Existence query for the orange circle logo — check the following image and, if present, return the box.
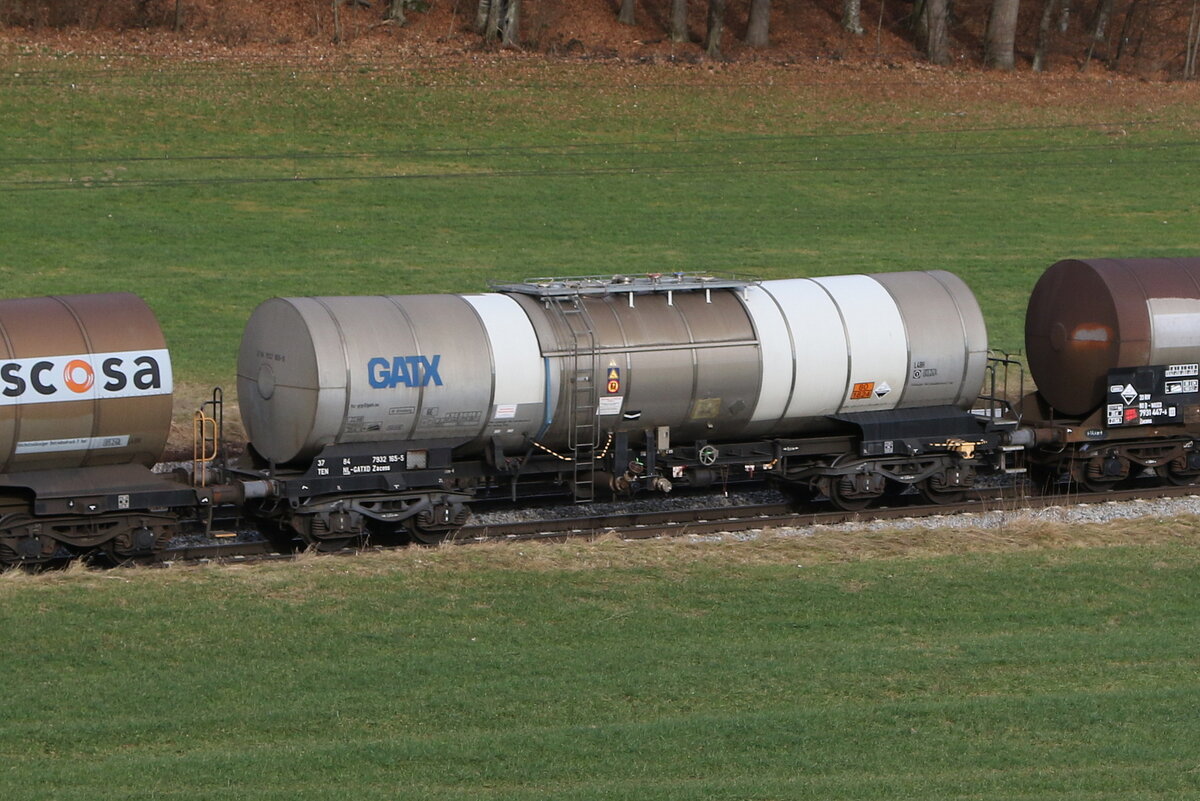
[63,359,95,393]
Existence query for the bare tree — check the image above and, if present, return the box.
[1033,0,1059,71]
[1186,0,1200,78]
[746,0,770,46]
[619,0,636,25]
[1112,0,1142,67]
[671,0,689,43]
[1083,0,1114,68]
[984,0,1021,69]
[916,0,950,64]
[476,0,520,46]
[500,0,520,46]
[705,0,725,57]
[842,0,865,35]
[386,0,407,25]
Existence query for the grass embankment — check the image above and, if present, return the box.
[1,524,1199,800]
[2,55,1200,799]
[2,57,1200,393]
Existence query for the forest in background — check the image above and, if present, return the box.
[2,0,1200,78]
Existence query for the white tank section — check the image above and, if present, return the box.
[237,271,988,466]
[460,293,546,433]
[741,271,988,432]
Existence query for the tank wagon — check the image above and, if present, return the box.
[1023,257,1200,489]
[233,270,1012,546]
[0,293,212,562]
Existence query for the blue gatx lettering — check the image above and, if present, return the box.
[368,355,443,388]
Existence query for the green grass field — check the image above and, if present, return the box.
[1,526,1199,800]
[2,57,1200,383]
[3,52,1200,799]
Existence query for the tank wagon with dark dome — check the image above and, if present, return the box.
[2,256,1200,562]
[1022,257,1200,489]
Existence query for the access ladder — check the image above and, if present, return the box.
[556,297,599,502]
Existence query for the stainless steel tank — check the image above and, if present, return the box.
[237,294,545,465]
[0,293,173,472]
[238,271,988,466]
[507,286,763,447]
[1026,257,1200,416]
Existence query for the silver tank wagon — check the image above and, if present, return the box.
[237,271,987,466]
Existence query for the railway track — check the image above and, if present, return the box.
[158,480,1200,567]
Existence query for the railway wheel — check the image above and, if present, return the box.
[288,510,365,552]
[1165,469,1200,487]
[1165,452,1200,486]
[827,476,874,512]
[105,523,174,564]
[405,502,469,545]
[406,520,448,545]
[918,479,965,506]
[1078,475,1121,493]
[1077,455,1129,493]
[918,467,972,506]
[0,515,62,566]
[314,537,355,553]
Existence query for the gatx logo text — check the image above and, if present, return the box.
[367,355,443,389]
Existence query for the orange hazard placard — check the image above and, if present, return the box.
[606,366,621,394]
[850,382,875,400]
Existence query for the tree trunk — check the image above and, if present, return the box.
[671,0,689,43]
[746,0,770,46]
[174,0,183,31]
[705,0,725,57]
[1032,0,1058,71]
[1083,0,1113,68]
[842,0,864,35]
[984,0,1021,69]
[1089,0,1113,40]
[386,0,406,25]
[921,0,950,64]
[619,0,636,25]
[1185,0,1200,78]
[1058,0,1072,32]
[486,0,501,41]
[475,0,489,33]
[501,0,520,47]
[332,0,344,44]
[1112,0,1140,67]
